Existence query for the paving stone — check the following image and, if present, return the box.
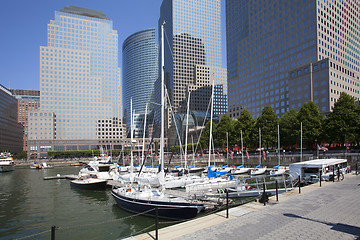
[169,175,360,240]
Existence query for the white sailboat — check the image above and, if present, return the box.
[270,124,289,175]
[250,128,267,175]
[111,22,204,219]
[231,130,252,175]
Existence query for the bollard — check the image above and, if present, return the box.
[332,167,335,182]
[337,166,340,181]
[155,207,159,240]
[275,180,279,202]
[356,162,358,175]
[226,188,229,218]
[319,169,322,187]
[51,225,56,240]
[298,176,301,194]
[263,182,266,206]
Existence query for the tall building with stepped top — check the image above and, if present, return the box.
[28,6,125,157]
[226,0,360,118]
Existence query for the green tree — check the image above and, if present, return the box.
[256,105,279,149]
[198,120,216,150]
[234,109,256,149]
[214,114,233,150]
[356,104,360,145]
[323,92,359,146]
[297,101,324,148]
[14,151,27,160]
[279,109,299,148]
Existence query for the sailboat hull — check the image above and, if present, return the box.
[111,190,202,220]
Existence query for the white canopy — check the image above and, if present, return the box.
[289,158,347,178]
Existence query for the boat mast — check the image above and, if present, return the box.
[142,104,148,165]
[158,21,166,186]
[208,78,214,167]
[130,98,134,184]
[191,135,195,165]
[184,91,190,170]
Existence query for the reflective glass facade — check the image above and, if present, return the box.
[39,6,121,140]
[226,0,360,118]
[122,28,158,118]
[0,85,23,153]
[159,0,223,114]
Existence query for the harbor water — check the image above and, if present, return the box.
[0,167,159,240]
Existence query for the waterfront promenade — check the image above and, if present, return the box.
[131,174,360,240]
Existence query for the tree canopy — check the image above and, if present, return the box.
[196,94,360,152]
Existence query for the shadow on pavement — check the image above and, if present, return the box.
[284,213,360,239]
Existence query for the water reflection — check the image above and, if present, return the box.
[0,167,176,240]
[71,187,109,202]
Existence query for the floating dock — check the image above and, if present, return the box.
[43,175,77,180]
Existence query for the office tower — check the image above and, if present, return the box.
[122,29,158,138]
[0,85,23,153]
[10,89,40,151]
[35,5,122,140]
[226,0,360,118]
[122,28,158,118]
[28,6,125,157]
[158,0,226,116]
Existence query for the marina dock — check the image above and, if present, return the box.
[129,174,360,240]
[43,174,77,180]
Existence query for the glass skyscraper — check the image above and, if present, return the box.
[122,28,158,118]
[226,0,360,118]
[36,6,122,140]
[159,0,224,115]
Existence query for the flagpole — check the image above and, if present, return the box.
[226,132,229,166]
[259,128,261,165]
[241,130,244,166]
[301,122,303,162]
[278,124,280,166]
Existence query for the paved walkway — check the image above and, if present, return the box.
[131,174,360,240]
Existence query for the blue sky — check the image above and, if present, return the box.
[0,0,226,90]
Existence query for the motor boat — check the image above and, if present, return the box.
[30,161,42,169]
[70,174,107,190]
[41,162,54,169]
[0,153,15,172]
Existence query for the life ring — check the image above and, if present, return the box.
[246,185,252,190]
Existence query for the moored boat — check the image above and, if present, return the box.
[70,174,107,190]
[0,153,15,172]
[111,186,204,220]
[112,23,204,220]
[30,162,42,169]
[70,162,84,167]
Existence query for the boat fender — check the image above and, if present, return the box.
[217,188,225,194]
